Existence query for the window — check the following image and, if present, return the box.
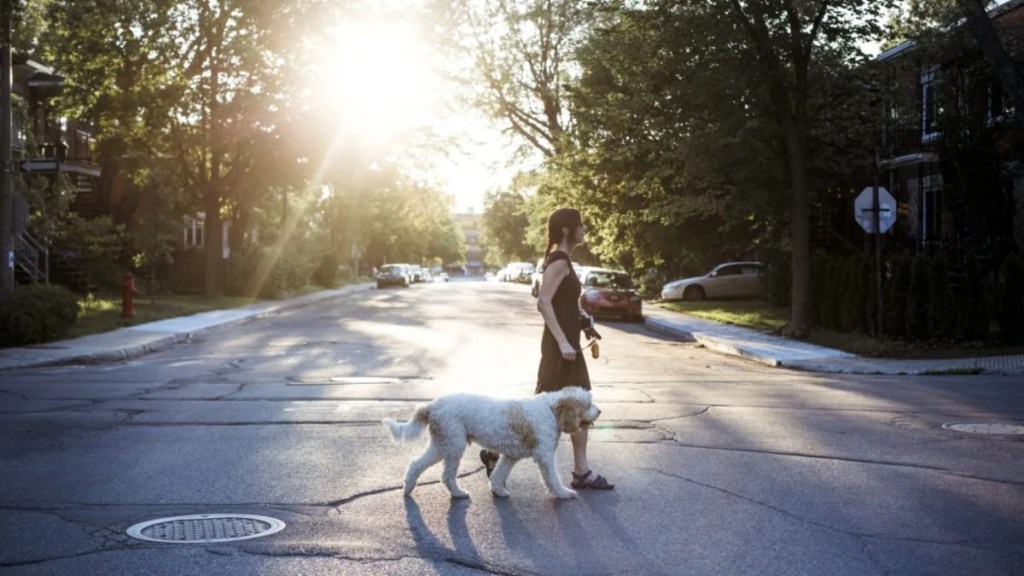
[921,66,941,141]
[183,214,204,248]
[988,81,1014,124]
[717,265,742,276]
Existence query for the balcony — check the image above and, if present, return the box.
[19,122,100,177]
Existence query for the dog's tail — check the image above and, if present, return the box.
[382,405,430,443]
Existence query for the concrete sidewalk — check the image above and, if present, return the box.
[0,284,376,372]
[1,284,1022,375]
[642,306,1024,376]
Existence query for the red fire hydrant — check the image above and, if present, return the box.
[121,273,138,319]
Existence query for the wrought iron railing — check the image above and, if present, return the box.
[36,122,96,163]
[13,231,49,285]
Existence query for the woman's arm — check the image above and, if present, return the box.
[537,259,577,361]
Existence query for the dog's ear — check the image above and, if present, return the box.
[555,398,584,434]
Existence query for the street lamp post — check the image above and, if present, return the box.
[0,5,13,290]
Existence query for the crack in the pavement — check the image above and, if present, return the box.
[240,548,525,575]
[665,439,954,472]
[650,468,1021,555]
[0,547,139,569]
[0,388,30,400]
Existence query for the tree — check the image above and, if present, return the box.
[432,0,592,159]
[43,0,327,296]
[552,0,887,300]
[722,0,895,337]
[481,190,533,265]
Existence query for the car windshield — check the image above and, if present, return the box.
[381,265,402,273]
[588,271,633,289]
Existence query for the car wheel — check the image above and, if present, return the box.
[683,286,705,301]
[531,282,539,297]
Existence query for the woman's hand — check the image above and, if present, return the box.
[558,340,577,362]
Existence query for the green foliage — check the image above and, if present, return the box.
[313,250,342,288]
[927,253,954,339]
[997,254,1024,343]
[886,254,912,339]
[815,257,839,329]
[481,191,534,265]
[54,215,125,289]
[956,255,989,341]
[0,285,80,347]
[906,255,931,340]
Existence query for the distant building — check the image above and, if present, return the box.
[454,212,485,275]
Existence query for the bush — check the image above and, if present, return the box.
[906,255,930,341]
[313,250,341,288]
[998,254,1024,343]
[886,254,912,339]
[927,253,954,339]
[956,255,989,341]
[0,284,80,347]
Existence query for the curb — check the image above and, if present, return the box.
[0,283,375,371]
[644,318,780,367]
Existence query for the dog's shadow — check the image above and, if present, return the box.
[404,496,483,569]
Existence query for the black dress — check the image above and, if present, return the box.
[536,251,591,394]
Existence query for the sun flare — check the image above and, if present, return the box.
[313,19,441,143]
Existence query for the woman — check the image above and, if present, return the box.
[481,207,614,490]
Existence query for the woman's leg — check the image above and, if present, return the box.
[571,427,589,475]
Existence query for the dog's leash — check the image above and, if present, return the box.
[578,338,600,359]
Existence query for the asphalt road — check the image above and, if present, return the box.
[1,278,1022,575]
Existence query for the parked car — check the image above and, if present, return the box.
[530,258,545,296]
[660,262,764,301]
[579,268,643,321]
[376,264,411,288]
[436,272,449,282]
[498,262,534,283]
[532,259,587,296]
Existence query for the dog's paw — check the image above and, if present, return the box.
[489,483,511,498]
[554,487,578,499]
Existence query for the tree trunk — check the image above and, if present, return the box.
[786,149,813,338]
[203,188,221,297]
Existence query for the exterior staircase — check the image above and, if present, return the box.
[13,231,48,285]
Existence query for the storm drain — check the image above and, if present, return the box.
[126,514,285,544]
[941,422,1024,435]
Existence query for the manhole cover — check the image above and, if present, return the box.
[941,422,1024,435]
[126,514,285,543]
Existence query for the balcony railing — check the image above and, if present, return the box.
[36,123,96,164]
[13,120,97,164]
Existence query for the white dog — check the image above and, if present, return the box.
[382,386,600,499]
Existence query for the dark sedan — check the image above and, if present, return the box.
[376,264,411,288]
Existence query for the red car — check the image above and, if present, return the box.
[578,268,643,322]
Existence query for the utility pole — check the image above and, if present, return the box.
[0,2,13,290]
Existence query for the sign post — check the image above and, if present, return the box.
[855,182,897,336]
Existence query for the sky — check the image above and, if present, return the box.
[312,15,525,215]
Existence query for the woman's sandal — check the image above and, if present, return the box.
[479,449,499,478]
[571,470,615,490]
